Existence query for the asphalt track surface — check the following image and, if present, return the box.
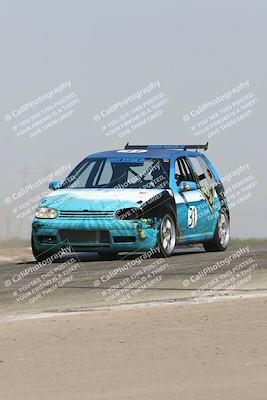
[0,240,266,318]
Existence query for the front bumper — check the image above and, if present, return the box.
[32,216,159,253]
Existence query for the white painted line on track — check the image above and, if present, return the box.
[1,291,267,323]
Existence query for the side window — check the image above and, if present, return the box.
[198,157,217,187]
[188,157,217,189]
[175,157,194,184]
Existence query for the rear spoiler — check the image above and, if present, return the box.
[125,142,209,151]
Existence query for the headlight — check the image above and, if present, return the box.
[35,207,58,219]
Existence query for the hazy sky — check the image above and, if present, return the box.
[0,0,266,239]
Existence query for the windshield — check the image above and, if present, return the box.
[63,158,170,189]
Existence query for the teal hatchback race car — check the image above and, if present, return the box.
[31,143,230,261]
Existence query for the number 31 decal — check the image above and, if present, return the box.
[188,206,198,228]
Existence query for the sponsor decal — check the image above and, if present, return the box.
[117,149,147,153]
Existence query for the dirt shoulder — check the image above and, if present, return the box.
[0,296,267,400]
[0,247,32,265]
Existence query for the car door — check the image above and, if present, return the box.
[186,155,220,239]
[173,156,214,242]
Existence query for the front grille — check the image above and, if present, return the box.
[59,229,110,244]
[58,210,115,219]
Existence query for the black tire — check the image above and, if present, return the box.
[157,213,176,257]
[203,209,230,252]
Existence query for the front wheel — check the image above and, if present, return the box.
[158,213,176,257]
[203,209,230,252]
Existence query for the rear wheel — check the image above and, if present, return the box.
[203,209,230,252]
[158,213,176,257]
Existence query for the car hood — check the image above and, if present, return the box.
[38,188,166,212]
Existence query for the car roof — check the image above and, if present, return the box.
[87,148,205,160]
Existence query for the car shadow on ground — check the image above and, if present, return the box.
[22,246,205,265]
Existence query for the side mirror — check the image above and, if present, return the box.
[179,180,198,192]
[49,181,62,190]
